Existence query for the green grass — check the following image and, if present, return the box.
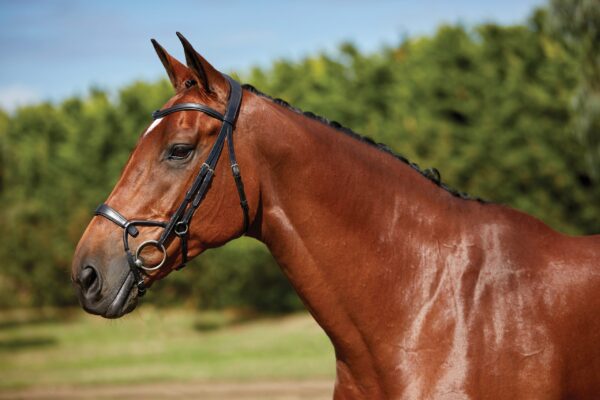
[0,307,335,389]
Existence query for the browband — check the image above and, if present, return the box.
[152,103,224,121]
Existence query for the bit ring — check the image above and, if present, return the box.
[135,240,167,271]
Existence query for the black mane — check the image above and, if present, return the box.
[242,84,483,202]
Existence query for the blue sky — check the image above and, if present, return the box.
[0,0,545,111]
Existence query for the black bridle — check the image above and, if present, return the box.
[94,75,249,297]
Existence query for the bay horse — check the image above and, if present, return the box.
[72,33,600,398]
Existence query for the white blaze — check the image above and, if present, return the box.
[143,117,163,137]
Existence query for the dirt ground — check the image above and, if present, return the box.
[0,380,334,400]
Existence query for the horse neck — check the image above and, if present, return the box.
[244,93,470,376]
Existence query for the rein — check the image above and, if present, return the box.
[94,75,249,297]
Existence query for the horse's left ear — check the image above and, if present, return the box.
[151,39,194,92]
[176,32,228,97]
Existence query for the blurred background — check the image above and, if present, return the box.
[0,0,598,398]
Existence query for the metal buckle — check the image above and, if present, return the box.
[174,221,189,236]
[134,240,167,271]
[202,162,214,174]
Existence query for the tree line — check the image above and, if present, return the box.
[0,5,597,311]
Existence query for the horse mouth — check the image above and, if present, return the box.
[79,270,139,319]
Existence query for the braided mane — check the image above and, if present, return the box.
[242,84,484,202]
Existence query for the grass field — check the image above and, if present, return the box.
[0,306,335,397]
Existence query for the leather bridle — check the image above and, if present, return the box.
[94,75,249,297]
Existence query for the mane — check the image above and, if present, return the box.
[242,84,484,202]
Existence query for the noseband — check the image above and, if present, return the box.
[94,75,249,297]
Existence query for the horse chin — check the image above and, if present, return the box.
[102,272,140,319]
[103,290,138,319]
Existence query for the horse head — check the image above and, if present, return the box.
[72,34,258,318]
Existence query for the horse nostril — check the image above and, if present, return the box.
[79,265,102,300]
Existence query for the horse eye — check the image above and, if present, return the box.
[168,145,194,160]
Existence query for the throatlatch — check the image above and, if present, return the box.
[94,75,249,296]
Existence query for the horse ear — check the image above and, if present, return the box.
[176,32,227,96]
[151,39,193,92]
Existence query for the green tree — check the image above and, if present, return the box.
[549,0,600,179]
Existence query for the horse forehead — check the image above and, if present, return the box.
[143,117,164,137]
[143,94,221,138]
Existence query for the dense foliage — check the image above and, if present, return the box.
[549,0,600,179]
[0,7,598,310]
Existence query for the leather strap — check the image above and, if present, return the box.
[95,204,139,237]
[156,76,244,247]
[227,130,249,232]
[95,203,167,296]
[152,103,224,121]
